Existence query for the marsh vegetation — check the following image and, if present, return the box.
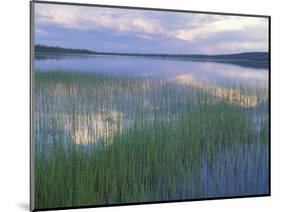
[33,56,269,209]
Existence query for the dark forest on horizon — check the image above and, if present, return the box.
[35,44,269,69]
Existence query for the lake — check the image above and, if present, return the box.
[34,53,269,208]
[35,53,268,86]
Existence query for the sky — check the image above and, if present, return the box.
[34,3,269,54]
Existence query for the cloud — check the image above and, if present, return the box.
[34,3,269,54]
[35,4,164,38]
[172,16,268,41]
[35,28,49,36]
[217,41,267,51]
[35,28,57,37]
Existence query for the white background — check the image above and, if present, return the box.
[0,0,280,211]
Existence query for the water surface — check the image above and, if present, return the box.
[35,54,268,86]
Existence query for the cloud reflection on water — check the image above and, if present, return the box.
[173,74,264,108]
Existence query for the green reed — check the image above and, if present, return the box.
[33,71,269,209]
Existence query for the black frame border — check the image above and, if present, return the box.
[30,1,271,211]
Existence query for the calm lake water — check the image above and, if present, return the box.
[34,53,269,205]
[35,54,268,86]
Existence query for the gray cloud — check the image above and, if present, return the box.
[34,3,269,54]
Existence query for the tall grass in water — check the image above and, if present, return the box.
[34,71,269,209]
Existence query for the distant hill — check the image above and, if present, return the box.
[35,45,96,55]
[190,52,269,63]
[35,45,269,69]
